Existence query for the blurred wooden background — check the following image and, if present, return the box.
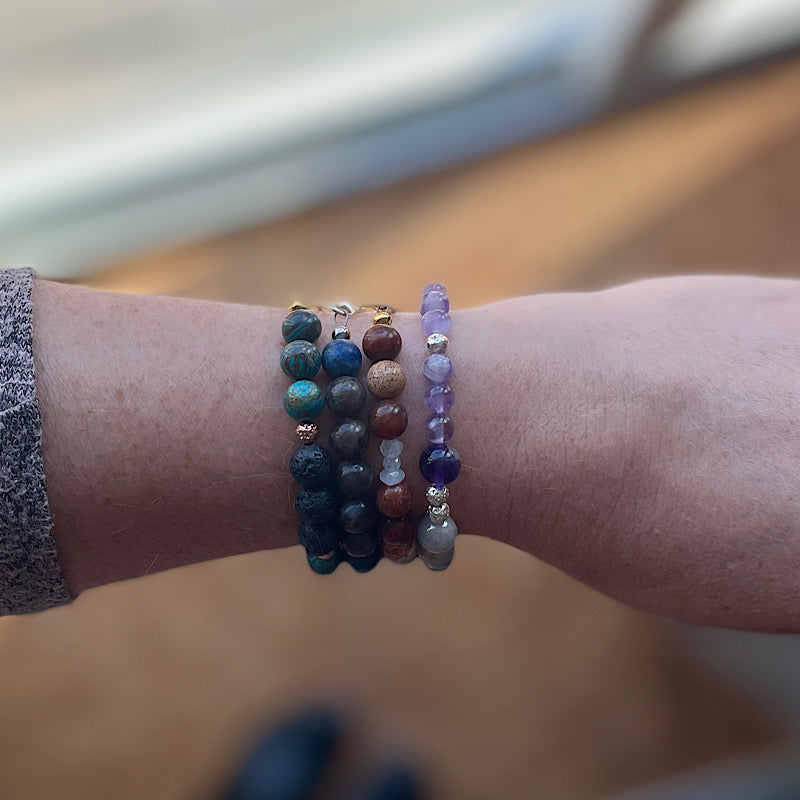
[1,55,799,800]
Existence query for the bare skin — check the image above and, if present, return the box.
[32,275,800,631]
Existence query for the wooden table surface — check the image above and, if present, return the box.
[3,56,799,800]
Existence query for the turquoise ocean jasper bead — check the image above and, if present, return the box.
[284,380,325,420]
[280,340,321,380]
[282,309,322,343]
[321,339,363,378]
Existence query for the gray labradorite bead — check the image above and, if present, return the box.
[336,461,374,498]
[294,488,337,522]
[339,498,377,536]
[326,376,367,417]
[280,340,321,380]
[289,445,334,489]
[282,309,322,343]
[329,418,369,459]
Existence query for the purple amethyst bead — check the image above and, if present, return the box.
[419,444,461,485]
[425,414,454,444]
[420,289,450,315]
[422,353,452,383]
[424,383,454,414]
[423,282,446,294]
[421,309,452,337]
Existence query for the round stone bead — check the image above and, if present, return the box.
[289,444,335,489]
[297,519,339,556]
[284,380,325,421]
[321,339,362,378]
[282,309,322,343]
[345,547,382,572]
[376,481,413,518]
[294,488,337,522]
[279,340,321,380]
[340,498,377,535]
[417,516,458,570]
[362,325,402,362]
[380,438,403,458]
[368,401,408,439]
[366,360,406,399]
[422,353,452,383]
[329,418,369,459]
[424,383,454,414]
[326,376,367,416]
[421,309,452,337]
[380,515,417,563]
[336,460,374,498]
[420,289,450,315]
[425,414,454,444]
[423,282,446,294]
[307,550,341,574]
[419,443,461,485]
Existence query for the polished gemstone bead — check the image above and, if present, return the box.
[423,282,446,294]
[284,380,325,421]
[326,376,367,416]
[425,414,454,444]
[282,309,322,343]
[279,340,321,380]
[368,401,408,439]
[424,383,454,414]
[321,339,363,378]
[329,418,369,459]
[340,530,378,559]
[307,550,341,574]
[379,468,405,486]
[362,325,402,362]
[420,289,450,315]
[366,360,406,399]
[340,498,378,535]
[336,460,374,498]
[345,547,382,572]
[421,309,452,336]
[376,481,413,517]
[289,444,335,489]
[419,443,461,484]
[379,438,403,458]
[294,488,337,522]
[426,485,449,506]
[422,353,452,383]
[380,515,417,563]
[417,516,458,570]
[297,519,339,556]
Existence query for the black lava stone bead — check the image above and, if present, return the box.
[329,418,369,459]
[297,520,340,556]
[336,461,374,498]
[289,445,335,489]
[326,376,367,417]
[294,488,337,522]
[340,498,377,535]
[282,309,322,343]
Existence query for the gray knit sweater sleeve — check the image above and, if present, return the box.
[0,268,71,613]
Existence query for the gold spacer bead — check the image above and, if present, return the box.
[373,309,392,326]
[290,302,307,311]
[295,422,318,443]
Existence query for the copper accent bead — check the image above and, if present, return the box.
[376,480,413,518]
[366,360,406,399]
[368,401,408,439]
[362,325,402,362]
[295,423,318,443]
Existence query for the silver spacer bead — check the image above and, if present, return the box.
[332,326,351,340]
[426,333,449,354]
[428,503,450,525]
[426,485,449,506]
[295,422,319,443]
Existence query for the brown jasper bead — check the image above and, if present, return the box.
[376,481,413,517]
[362,325,402,362]
[366,360,406,399]
[368,401,408,439]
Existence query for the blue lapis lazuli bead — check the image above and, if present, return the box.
[321,339,363,378]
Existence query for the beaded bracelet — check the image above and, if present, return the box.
[280,307,341,574]
[362,307,416,563]
[321,306,382,573]
[417,284,461,570]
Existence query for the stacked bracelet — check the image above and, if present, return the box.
[362,308,416,563]
[322,307,382,572]
[417,284,461,570]
[280,308,341,574]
